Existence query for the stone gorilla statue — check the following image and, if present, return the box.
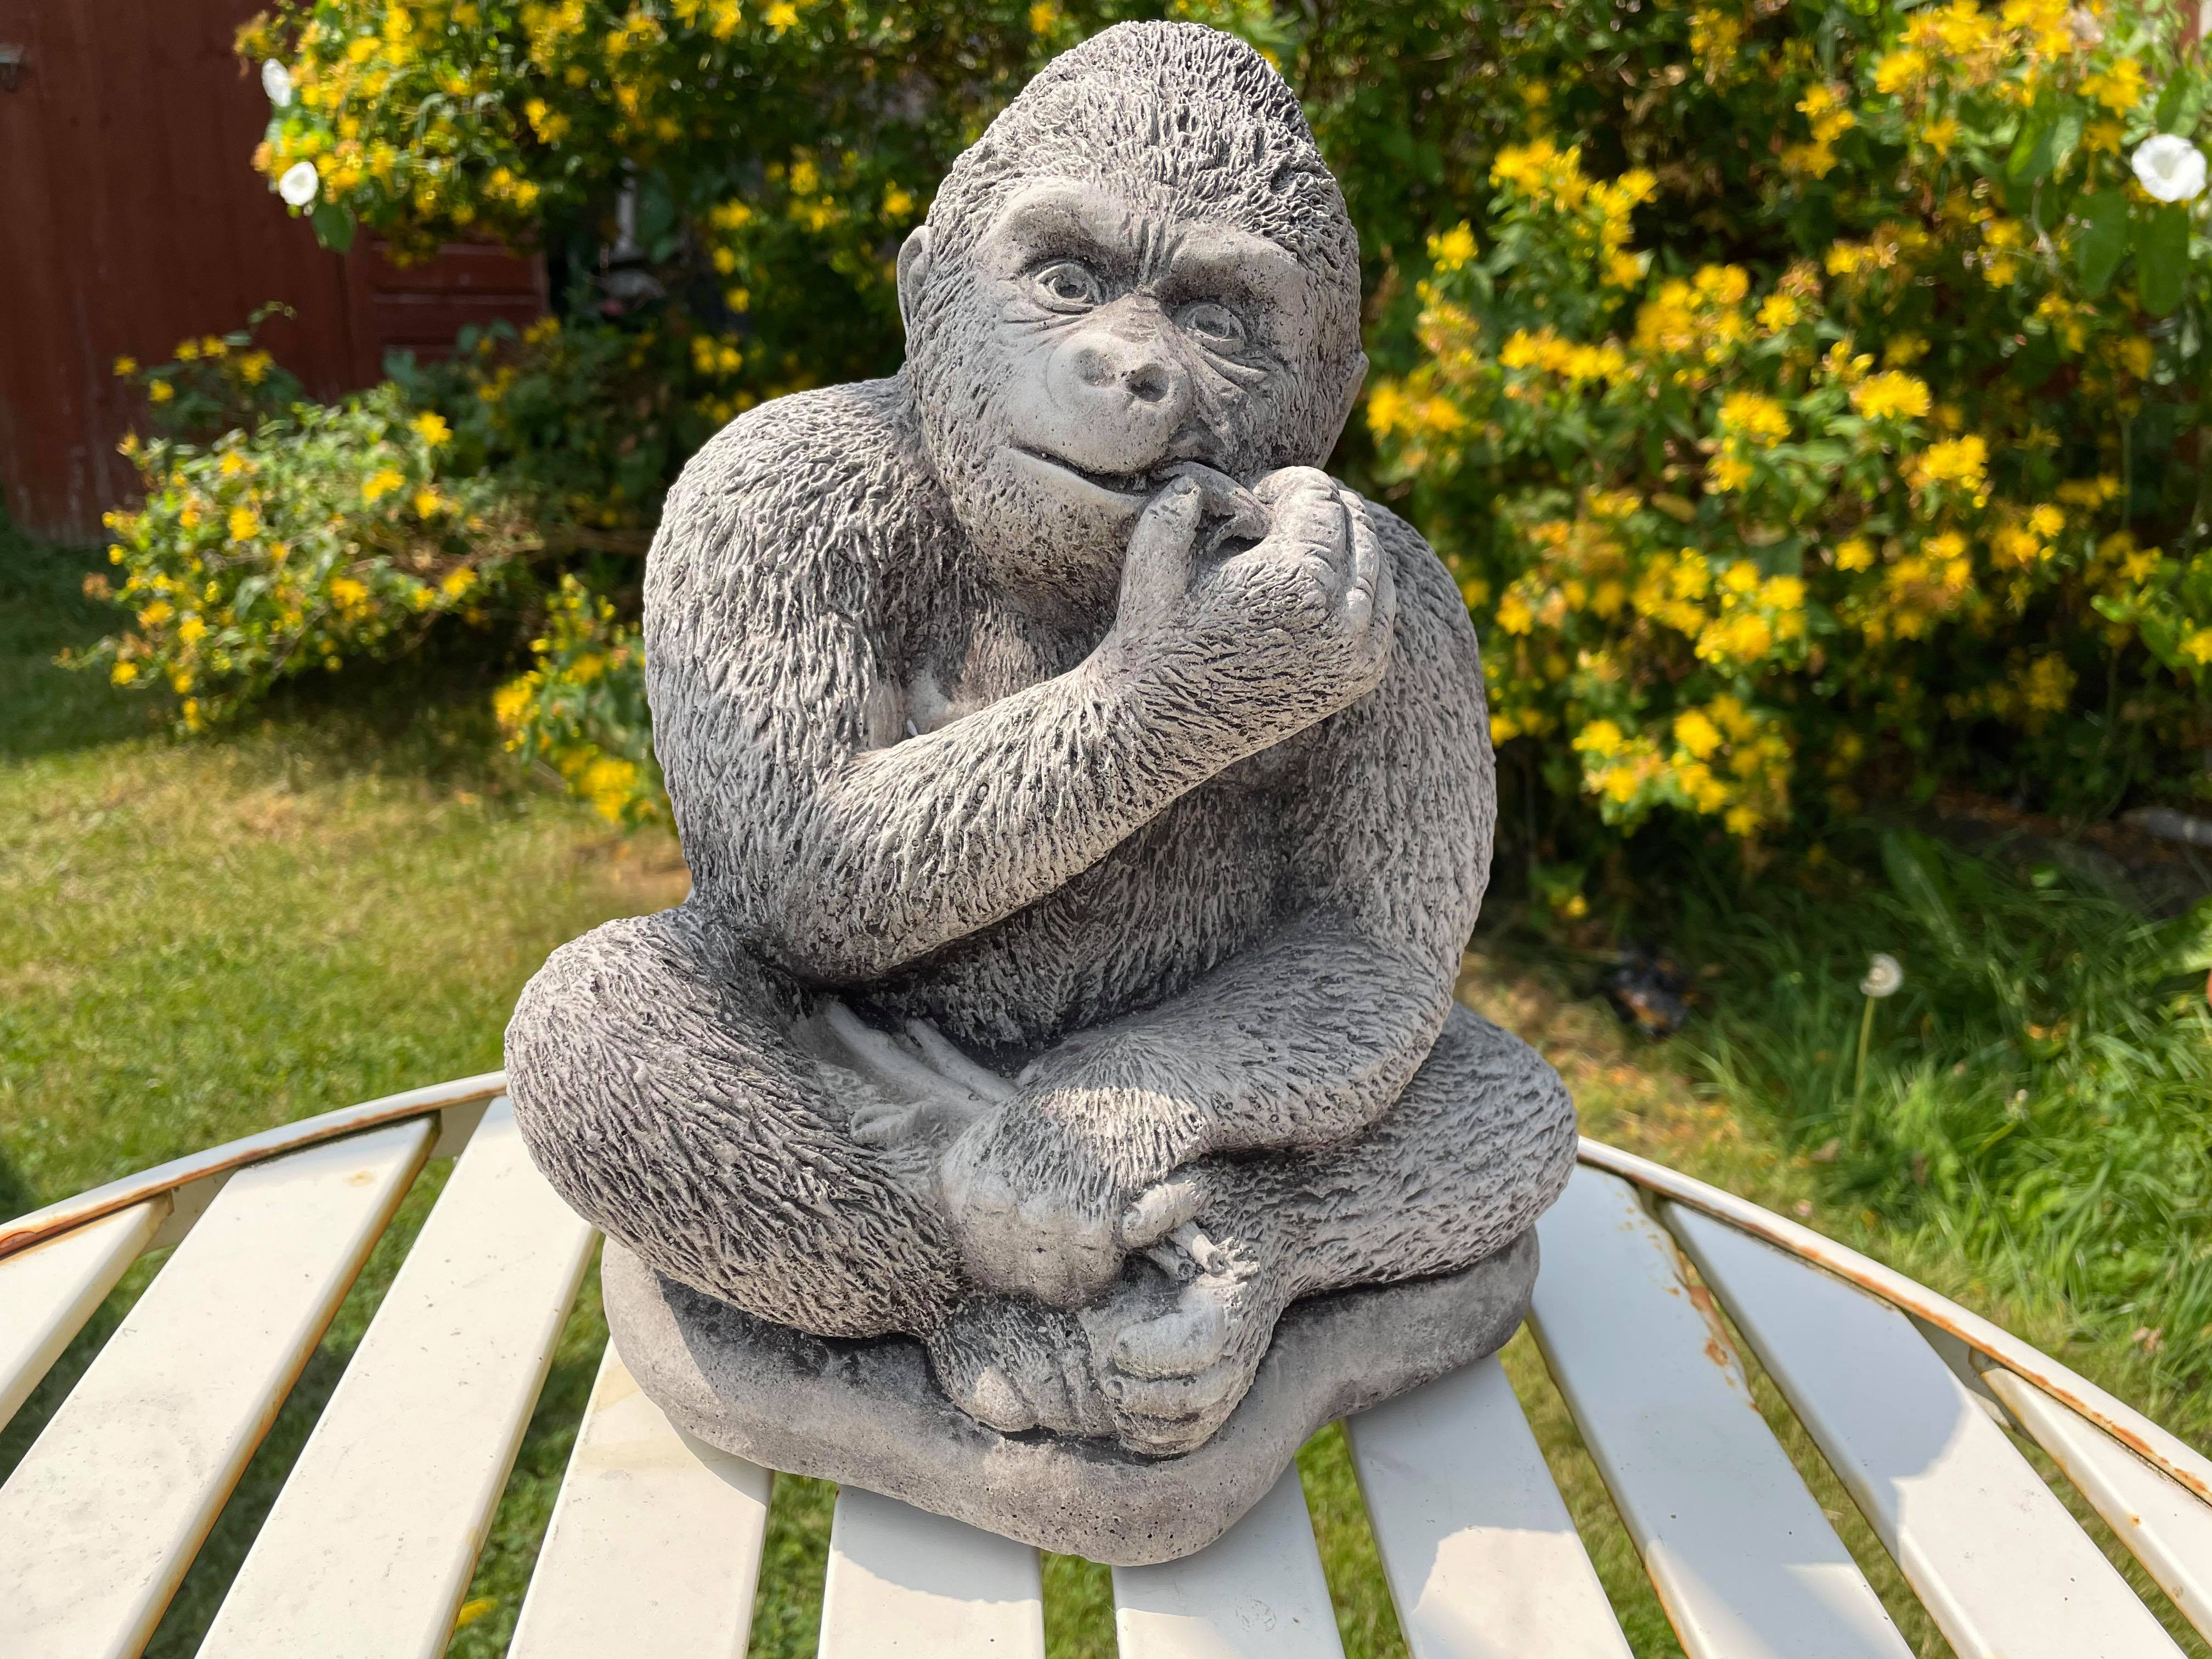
[509,20,1575,1499]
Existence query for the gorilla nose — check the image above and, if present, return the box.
[1065,334,1187,420]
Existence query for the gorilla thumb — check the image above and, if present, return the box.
[1114,478,1203,634]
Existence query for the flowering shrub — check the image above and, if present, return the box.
[235,0,1281,413]
[494,574,663,825]
[111,306,304,443]
[1367,0,2212,870]
[392,314,704,537]
[80,374,539,730]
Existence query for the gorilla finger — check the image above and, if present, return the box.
[1120,1177,1205,1247]
[1270,493,1351,578]
[960,1364,1039,1435]
[848,1104,917,1147]
[1251,465,1333,506]
[1117,478,1204,616]
[1113,1298,1229,1377]
[1108,1361,1246,1418]
[1160,461,1267,543]
[1336,495,1385,635]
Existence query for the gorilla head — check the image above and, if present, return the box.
[896,22,1367,620]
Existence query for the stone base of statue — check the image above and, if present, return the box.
[602,1226,1538,1565]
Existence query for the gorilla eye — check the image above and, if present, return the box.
[1031,260,1103,310]
[1179,300,1246,350]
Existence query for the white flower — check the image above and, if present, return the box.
[2132,134,2207,205]
[1859,952,1904,999]
[261,59,292,108]
[278,161,320,208]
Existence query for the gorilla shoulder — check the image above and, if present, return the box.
[652,375,934,573]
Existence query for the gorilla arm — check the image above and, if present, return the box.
[938,496,1495,1306]
[651,428,1340,988]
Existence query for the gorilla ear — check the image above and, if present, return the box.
[1319,348,1370,459]
[896,225,934,339]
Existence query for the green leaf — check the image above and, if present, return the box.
[2006,111,2053,182]
[2137,205,2190,318]
[2074,191,2129,296]
[310,202,357,255]
[2154,67,2189,133]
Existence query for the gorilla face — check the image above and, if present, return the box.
[901,177,1360,624]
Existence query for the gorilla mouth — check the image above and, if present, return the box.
[1008,445,1170,503]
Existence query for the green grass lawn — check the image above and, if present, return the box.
[4,528,2206,1658]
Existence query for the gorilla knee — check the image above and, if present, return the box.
[504,910,960,1336]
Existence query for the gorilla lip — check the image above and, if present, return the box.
[1008,444,1169,504]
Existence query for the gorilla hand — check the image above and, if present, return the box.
[1101,465,1397,755]
[938,1099,1131,1307]
[936,1084,1219,1308]
[1080,1168,1291,1457]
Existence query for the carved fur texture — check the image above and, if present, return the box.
[507,19,1576,1458]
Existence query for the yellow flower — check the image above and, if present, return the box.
[1028,1,1060,32]
[113,355,138,377]
[1850,371,1932,421]
[227,506,259,541]
[414,489,444,518]
[1718,392,1789,445]
[1918,435,1989,493]
[441,567,477,598]
[1709,453,1754,492]
[581,755,642,821]
[764,1,799,30]
[1430,223,1477,271]
[411,411,451,446]
[1756,294,1801,331]
[2081,57,2146,114]
[329,576,370,609]
[1872,48,1926,94]
[362,467,404,503]
[1674,709,1724,760]
[1920,117,1960,155]
[494,678,536,730]
[2027,504,2065,538]
[1496,591,1535,635]
[2181,628,2212,667]
[148,380,175,404]
[137,600,174,628]
[112,661,139,685]
[1576,720,1626,759]
[178,615,207,644]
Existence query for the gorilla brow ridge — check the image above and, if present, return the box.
[927,20,1356,291]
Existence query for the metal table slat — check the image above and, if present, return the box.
[508,1341,772,1659]
[196,1098,597,1659]
[1666,1203,2185,1659]
[0,1121,431,1659]
[816,1485,1045,1657]
[1112,1466,1345,1659]
[1980,1365,2212,1646]
[0,1198,166,1426]
[1528,1168,1911,1659]
[1345,1353,1633,1659]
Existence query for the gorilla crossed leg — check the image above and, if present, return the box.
[509,905,1574,1457]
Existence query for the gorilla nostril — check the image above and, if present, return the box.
[1127,364,1170,404]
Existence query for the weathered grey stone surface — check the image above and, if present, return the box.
[505,18,1578,1558]
[605,1228,1539,1565]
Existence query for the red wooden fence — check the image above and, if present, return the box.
[0,0,544,541]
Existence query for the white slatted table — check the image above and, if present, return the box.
[2,1077,2207,1659]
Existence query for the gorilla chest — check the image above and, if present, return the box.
[877,777,1289,1047]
